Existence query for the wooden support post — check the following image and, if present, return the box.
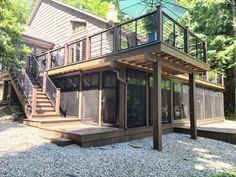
[31,86,37,116]
[152,61,162,151]
[86,36,91,60]
[156,5,163,42]
[235,67,236,119]
[55,88,61,114]
[78,72,83,120]
[64,44,68,65]
[189,73,197,139]
[42,71,47,94]
[98,71,102,127]
[47,51,51,70]
[146,73,149,127]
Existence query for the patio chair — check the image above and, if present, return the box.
[127,32,137,48]
[166,32,178,47]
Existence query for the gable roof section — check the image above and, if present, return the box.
[27,0,113,26]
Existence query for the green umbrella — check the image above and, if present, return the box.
[119,0,188,20]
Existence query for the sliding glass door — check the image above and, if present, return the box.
[102,71,118,127]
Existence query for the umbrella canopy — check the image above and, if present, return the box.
[119,0,188,20]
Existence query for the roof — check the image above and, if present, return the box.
[22,26,54,45]
[27,0,113,26]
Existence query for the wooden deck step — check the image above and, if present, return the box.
[23,118,80,128]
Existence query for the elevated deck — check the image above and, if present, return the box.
[35,7,210,78]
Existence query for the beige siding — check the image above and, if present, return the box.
[30,0,108,46]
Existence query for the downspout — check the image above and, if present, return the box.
[113,69,128,129]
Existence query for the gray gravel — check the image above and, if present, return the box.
[0,121,235,177]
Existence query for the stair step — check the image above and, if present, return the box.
[31,113,61,118]
[37,98,51,102]
[37,103,53,107]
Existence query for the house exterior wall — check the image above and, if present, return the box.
[29,0,109,46]
[50,67,225,128]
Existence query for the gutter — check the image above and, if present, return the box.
[113,69,128,129]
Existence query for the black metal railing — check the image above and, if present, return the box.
[45,75,57,107]
[118,12,157,51]
[162,12,185,53]
[35,7,207,69]
[90,28,114,59]
[30,56,45,86]
[36,53,48,71]
[14,71,34,106]
[50,47,65,68]
[188,32,205,62]
[68,39,86,63]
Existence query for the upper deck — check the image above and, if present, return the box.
[35,6,209,77]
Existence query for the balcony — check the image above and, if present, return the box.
[35,6,209,77]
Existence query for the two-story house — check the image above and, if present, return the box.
[4,0,225,150]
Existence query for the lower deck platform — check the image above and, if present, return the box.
[40,124,173,147]
[174,120,236,144]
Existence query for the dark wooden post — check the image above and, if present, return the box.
[189,73,197,139]
[235,67,236,119]
[203,42,208,63]
[113,26,120,52]
[156,5,163,42]
[152,61,162,151]
[184,28,189,54]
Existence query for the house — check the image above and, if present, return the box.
[2,0,225,150]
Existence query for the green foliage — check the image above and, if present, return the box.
[59,0,111,18]
[180,0,236,72]
[211,169,236,177]
[0,0,30,71]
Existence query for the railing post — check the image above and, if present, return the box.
[206,71,209,81]
[184,28,189,54]
[222,73,224,85]
[113,26,120,52]
[47,51,51,70]
[156,5,163,42]
[43,71,47,93]
[203,42,208,63]
[55,88,61,114]
[214,70,217,83]
[31,86,37,116]
[86,36,91,60]
[64,43,68,65]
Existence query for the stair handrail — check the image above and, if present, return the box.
[30,55,61,114]
[30,55,45,86]
[12,70,37,115]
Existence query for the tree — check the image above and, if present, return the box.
[179,0,236,118]
[180,0,236,72]
[59,0,111,18]
[0,0,30,71]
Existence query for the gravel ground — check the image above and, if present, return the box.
[0,121,235,177]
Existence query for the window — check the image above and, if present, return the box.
[71,21,86,34]
[82,72,99,90]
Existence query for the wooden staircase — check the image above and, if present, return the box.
[9,71,63,121]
